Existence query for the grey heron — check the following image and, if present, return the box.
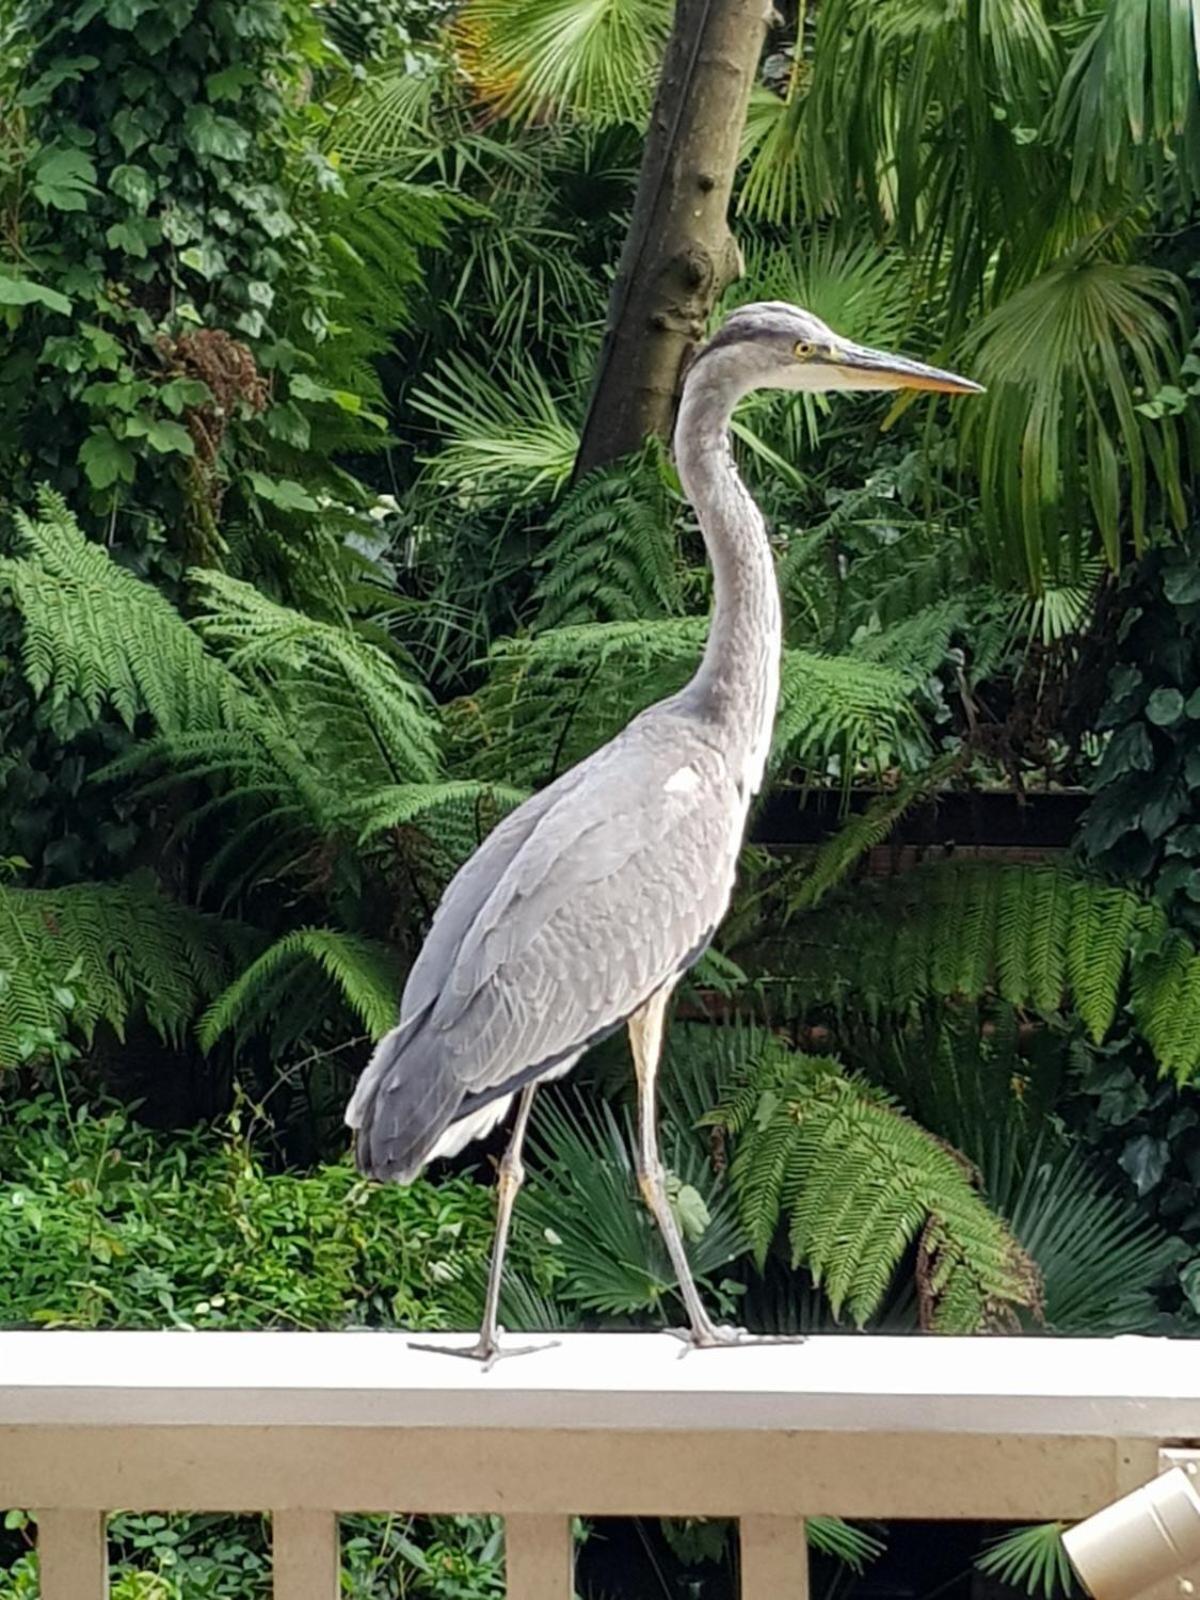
[347,302,981,1362]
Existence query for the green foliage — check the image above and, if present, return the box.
[1078,533,1200,937]
[960,259,1190,581]
[977,1523,1075,1600]
[700,1024,1041,1330]
[0,880,244,1068]
[765,860,1200,1078]
[454,0,672,127]
[198,929,400,1051]
[0,1094,497,1330]
[534,443,686,628]
[0,489,237,737]
[411,353,580,501]
[987,1133,1181,1334]
[519,1091,746,1318]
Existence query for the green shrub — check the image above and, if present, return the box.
[0,1094,497,1330]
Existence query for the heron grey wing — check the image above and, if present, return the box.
[398,759,593,1022]
[430,733,744,1097]
[443,717,730,1004]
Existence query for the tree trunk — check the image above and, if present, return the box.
[574,0,769,477]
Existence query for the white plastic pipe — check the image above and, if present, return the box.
[1064,1469,1200,1600]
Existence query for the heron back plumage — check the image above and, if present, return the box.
[347,707,746,1182]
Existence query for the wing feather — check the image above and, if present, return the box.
[420,715,743,1096]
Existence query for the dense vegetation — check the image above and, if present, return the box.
[1,0,1198,1594]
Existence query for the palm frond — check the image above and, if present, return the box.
[1053,0,1200,204]
[521,1091,746,1318]
[453,0,672,127]
[977,1523,1075,1600]
[960,256,1190,584]
[410,353,580,501]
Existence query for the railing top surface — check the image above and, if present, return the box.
[2,1332,1198,1437]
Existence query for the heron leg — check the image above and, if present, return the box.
[409,1084,556,1370]
[629,988,739,1347]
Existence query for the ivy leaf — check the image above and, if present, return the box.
[178,241,228,278]
[157,378,211,415]
[105,217,161,258]
[109,163,155,214]
[124,415,195,455]
[32,148,99,212]
[264,402,311,450]
[291,373,363,414]
[1164,566,1200,606]
[105,0,161,28]
[1147,688,1185,727]
[79,427,137,489]
[245,471,318,512]
[18,55,99,108]
[206,65,255,101]
[1119,1134,1170,1197]
[0,276,72,315]
[183,105,251,162]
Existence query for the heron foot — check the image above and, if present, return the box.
[407,1332,560,1372]
[667,1323,808,1355]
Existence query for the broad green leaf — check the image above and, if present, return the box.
[79,428,136,490]
[32,147,99,211]
[109,162,155,213]
[245,471,319,512]
[0,276,72,315]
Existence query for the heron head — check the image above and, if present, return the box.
[693,302,982,398]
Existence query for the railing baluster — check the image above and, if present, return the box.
[272,1509,339,1600]
[505,1514,574,1599]
[741,1515,809,1600]
[34,1508,108,1600]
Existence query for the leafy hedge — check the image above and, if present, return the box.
[0,1095,497,1330]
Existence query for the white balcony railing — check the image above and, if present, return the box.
[3,1331,1200,1600]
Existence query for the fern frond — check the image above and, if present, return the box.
[0,881,246,1066]
[190,570,442,788]
[794,755,964,909]
[535,444,686,628]
[198,928,401,1051]
[698,1024,1040,1330]
[774,650,925,778]
[766,862,1200,1081]
[0,489,238,735]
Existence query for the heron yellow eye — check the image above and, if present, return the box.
[793,340,815,359]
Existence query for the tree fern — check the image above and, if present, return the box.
[0,489,238,735]
[792,755,965,910]
[191,569,442,788]
[700,1024,1040,1330]
[774,648,925,778]
[534,442,686,628]
[762,861,1200,1080]
[0,881,246,1066]
[198,928,401,1051]
[456,616,924,787]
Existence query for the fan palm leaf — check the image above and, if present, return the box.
[959,255,1190,585]
[453,0,672,128]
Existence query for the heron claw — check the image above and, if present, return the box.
[667,1324,807,1356]
[407,1334,560,1372]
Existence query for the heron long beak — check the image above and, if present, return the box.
[833,342,983,394]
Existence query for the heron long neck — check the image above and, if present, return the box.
[673,373,782,797]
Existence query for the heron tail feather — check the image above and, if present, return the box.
[345,1013,463,1184]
